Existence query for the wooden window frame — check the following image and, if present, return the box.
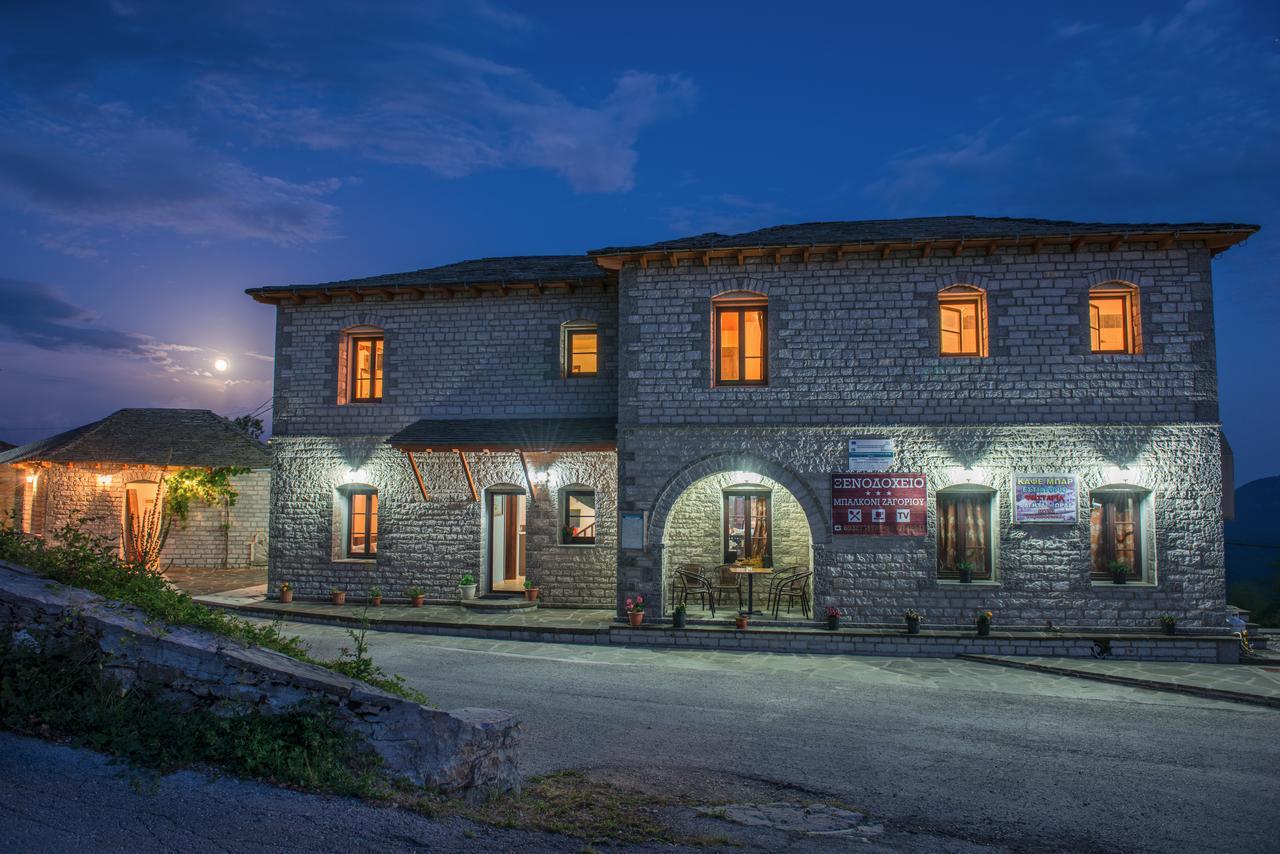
[936,489,995,580]
[1088,289,1137,354]
[564,327,599,378]
[561,489,597,545]
[938,287,988,358]
[1090,489,1145,582]
[346,487,378,558]
[348,335,384,403]
[713,300,769,386]
[722,489,773,567]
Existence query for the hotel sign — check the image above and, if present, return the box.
[832,473,927,536]
[1012,473,1078,524]
[848,438,895,472]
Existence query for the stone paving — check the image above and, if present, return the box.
[164,565,267,596]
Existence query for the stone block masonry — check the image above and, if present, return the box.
[0,560,519,797]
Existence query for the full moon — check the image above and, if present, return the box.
[214,358,229,372]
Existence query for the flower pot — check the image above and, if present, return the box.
[524,587,540,602]
[826,615,840,631]
[411,595,425,608]
[331,591,346,606]
[958,569,973,584]
[735,615,749,631]
[1162,623,1176,636]
[459,584,477,600]
[279,589,293,604]
[627,611,644,627]
[1113,572,1127,585]
[371,596,382,607]
[906,617,921,635]
[672,611,687,629]
[976,622,991,637]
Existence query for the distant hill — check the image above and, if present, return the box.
[1226,476,1280,587]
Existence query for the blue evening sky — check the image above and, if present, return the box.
[0,1,1276,482]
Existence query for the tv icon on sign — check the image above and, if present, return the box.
[896,509,911,523]
[871,508,886,523]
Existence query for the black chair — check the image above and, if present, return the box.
[675,569,716,617]
[713,564,744,610]
[771,571,812,618]
[763,565,799,607]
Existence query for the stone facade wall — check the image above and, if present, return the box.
[271,288,618,437]
[0,561,519,796]
[616,245,1218,425]
[268,437,616,606]
[617,423,1227,631]
[1,464,270,569]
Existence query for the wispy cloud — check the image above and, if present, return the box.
[662,193,793,237]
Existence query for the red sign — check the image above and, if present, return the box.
[832,473,928,536]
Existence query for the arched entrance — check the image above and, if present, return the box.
[651,456,824,622]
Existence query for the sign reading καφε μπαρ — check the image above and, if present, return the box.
[847,438,895,472]
[1012,474,1078,524]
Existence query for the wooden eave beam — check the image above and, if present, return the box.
[952,241,965,257]
[701,251,711,269]
[517,450,535,503]
[404,450,429,501]
[920,242,933,258]
[1070,237,1086,253]
[454,449,478,502]
[985,241,999,256]
[1109,237,1125,252]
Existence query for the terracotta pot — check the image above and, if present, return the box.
[976,622,991,637]
[735,616,749,631]
[331,591,346,605]
[524,587,540,602]
[627,610,644,627]
[371,596,382,607]
[411,595,425,608]
[279,589,293,604]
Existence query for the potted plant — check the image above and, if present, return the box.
[406,586,426,608]
[523,578,540,602]
[672,602,687,629]
[458,573,478,600]
[625,595,645,627]
[1159,613,1177,636]
[369,586,383,607]
[825,605,841,631]
[1110,560,1130,585]
[956,561,975,584]
[904,608,923,635]
[330,588,346,606]
[735,611,750,631]
[278,582,293,604]
[976,609,993,637]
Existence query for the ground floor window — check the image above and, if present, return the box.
[562,489,597,544]
[347,488,378,557]
[1090,489,1144,582]
[723,490,771,566]
[937,489,993,579]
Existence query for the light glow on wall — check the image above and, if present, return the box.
[25,473,37,486]
[96,474,113,487]
[947,466,987,485]
[343,468,369,484]
[1103,465,1142,485]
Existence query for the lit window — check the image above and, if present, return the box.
[938,286,988,357]
[564,326,598,377]
[1091,489,1144,581]
[937,489,994,579]
[1089,286,1139,354]
[714,297,767,385]
[350,335,384,402]
[347,488,378,557]
[561,490,596,544]
[723,490,771,565]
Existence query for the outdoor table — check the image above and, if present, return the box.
[730,565,774,616]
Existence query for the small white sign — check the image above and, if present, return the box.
[619,511,647,550]
[896,509,911,523]
[871,508,886,523]
[848,438,895,472]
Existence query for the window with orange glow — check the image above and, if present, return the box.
[715,300,767,385]
[938,286,987,357]
[350,336,383,402]
[566,328,598,377]
[347,489,378,557]
[1089,290,1136,353]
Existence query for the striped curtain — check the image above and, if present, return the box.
[937,493,989,578]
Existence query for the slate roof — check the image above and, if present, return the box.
[0,409,272,468]
[388,417,617,451]
[247,255,607,297]
[0,441,13,453]
[588,216,1260,254]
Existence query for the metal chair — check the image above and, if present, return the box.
[675,568,716,617]
[671,563,704,607]
[713,564,743,610]
[771,571,812,618]
[762,565,798,607]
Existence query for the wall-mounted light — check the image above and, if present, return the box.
[96,474,113,487]
[530,470,549,486]
[1103,465,1141,485]
[25,473,37,486]
[343,468,369,485]
[947,466,987,485]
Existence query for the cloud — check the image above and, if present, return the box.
[662,193,794,237]
[0,278,154,353]
[469,0,532,31]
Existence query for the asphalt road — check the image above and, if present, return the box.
[283,622,1280,854]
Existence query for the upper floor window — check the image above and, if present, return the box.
[714,294,767,386]
[938,285,988,357]
[1089,283,1141,354]
[349,334,384,402]
[346,487,378,557]
[562,322,598,378]
[561,489,597,544]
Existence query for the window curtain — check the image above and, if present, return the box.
[748,497,769,561]
[937,493,990,578]
[1091,493,1139,579]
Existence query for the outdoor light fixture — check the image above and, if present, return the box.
[1104,465,1141,485]
[947,466,986,485]
[96,474,113,487]
[343,468,369,484]
[25,473,37,486]
[531,470,549,485]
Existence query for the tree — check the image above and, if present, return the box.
[124,466,250,568]
[233,414,264,440]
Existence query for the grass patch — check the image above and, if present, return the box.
[0,640,383,797]
[0,521,426,703]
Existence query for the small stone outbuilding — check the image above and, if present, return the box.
[0,409,271,572]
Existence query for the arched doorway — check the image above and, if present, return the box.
[659,468,816,621]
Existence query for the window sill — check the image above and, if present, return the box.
[557,542,597,549]
[936,580,1000,587]
[334,558,377,565]
[1091,581,1156,588]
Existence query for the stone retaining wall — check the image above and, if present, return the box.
[0,561,519,799]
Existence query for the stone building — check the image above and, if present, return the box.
[250,216,1256,630]
[0,408,271,571]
